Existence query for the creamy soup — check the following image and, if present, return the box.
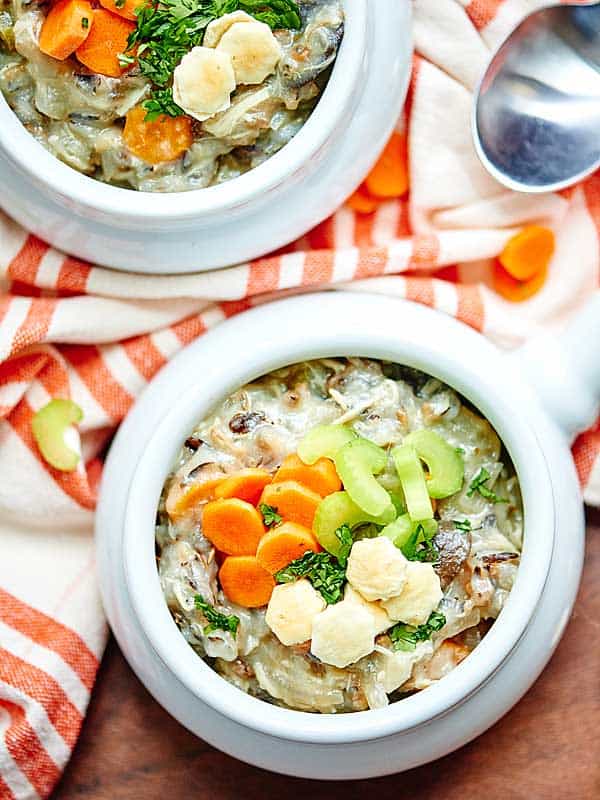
[156,359,523,713]
[0,0,343,191]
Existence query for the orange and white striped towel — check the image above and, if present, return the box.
[1,1,599,796]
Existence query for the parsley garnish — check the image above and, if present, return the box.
[401,523,439,563]
[275,552,346,604]
[259,503,282,528]
[115,0,126,7]
[389,611,446,652]
[467,468,507,504]
[117,52,137,67]
[453,519,472,533]
[81,16,89,28]
[334,524,353,567]
[123,0,302,119]
[194,595,239,636]
[143,88,185,121]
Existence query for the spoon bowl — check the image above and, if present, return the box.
[473,2,600,193]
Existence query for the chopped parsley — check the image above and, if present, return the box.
[123,0,302,120]
[194,595,239,636]
[142,89,185,121]
[453,519,472,533]
[467,468,507,504]
[275,552,346,605]
[334,524,353,567]
[389,611,446,652]
[117,52,137,67]
[81,16,89,28]
[401,523,439,563]
[259,503,282,528]
[115,0,126,7]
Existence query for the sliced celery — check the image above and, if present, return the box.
[313,491,396,556]
[388,490,407,517]
[31,399,83,472]
[382,514,438,549]
[404,429,464,499]
[380,514,412,547]
[391,444,434,521]
[334,439,390,516]
[297,424,357,465]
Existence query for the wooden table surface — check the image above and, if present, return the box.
[54,509,600,800]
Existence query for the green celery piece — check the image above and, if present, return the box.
[391,444,434,521]
[403,429,464,499]
[297,424,357,465]
[31,399,83,472]
[382,514,438,549]
[380,514,412,547]
[313,490,396,556]
[388,490,407,516]
[334,439,391,516]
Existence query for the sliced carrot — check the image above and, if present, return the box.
[166,478,224,518]
[219,556,275,608]
[214,468,272,505]
[499,225,555,281]
[75,9,135,78]
[123,105,193,165]
[202,498,265,556]
[99,0,146,22]
[256,521,321,574]
[259,480,322,529]
[39,0,93,61]
[365,131,409,199]
[273,454,341,498]
[493,260,549,303]
[347,183,378,214]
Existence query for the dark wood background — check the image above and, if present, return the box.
[54,508,600,800]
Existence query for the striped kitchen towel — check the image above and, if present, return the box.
[0,1,599,797]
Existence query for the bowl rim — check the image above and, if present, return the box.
[0,0,363,220]
[121,293,555,745]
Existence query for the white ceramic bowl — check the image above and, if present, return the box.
[96,291,599,778]
[0,1,412,273]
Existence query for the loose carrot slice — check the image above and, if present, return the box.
[123,105,193,165]
[202,498,266,556]
[499,225,555,281]
[39,0,94,61]
[99,0,146,22]
[166,478,224,518]
[219,556,275,608]
[256,522,321,575]
[259,481,322,529]
[493,260,549,303]
[214,468,272,506]
[75,9,134,78]
[273,454,341,498]
[365,131,409,199]
[347,183,378,214]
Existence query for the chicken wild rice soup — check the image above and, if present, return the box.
[0,0,343,191]
[156,359,523,713]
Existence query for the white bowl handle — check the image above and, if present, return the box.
[510,292,600,442]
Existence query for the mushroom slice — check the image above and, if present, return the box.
[433,522,472,588]
[173,46,236,122]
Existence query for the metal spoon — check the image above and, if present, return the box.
[473,2,600,193]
